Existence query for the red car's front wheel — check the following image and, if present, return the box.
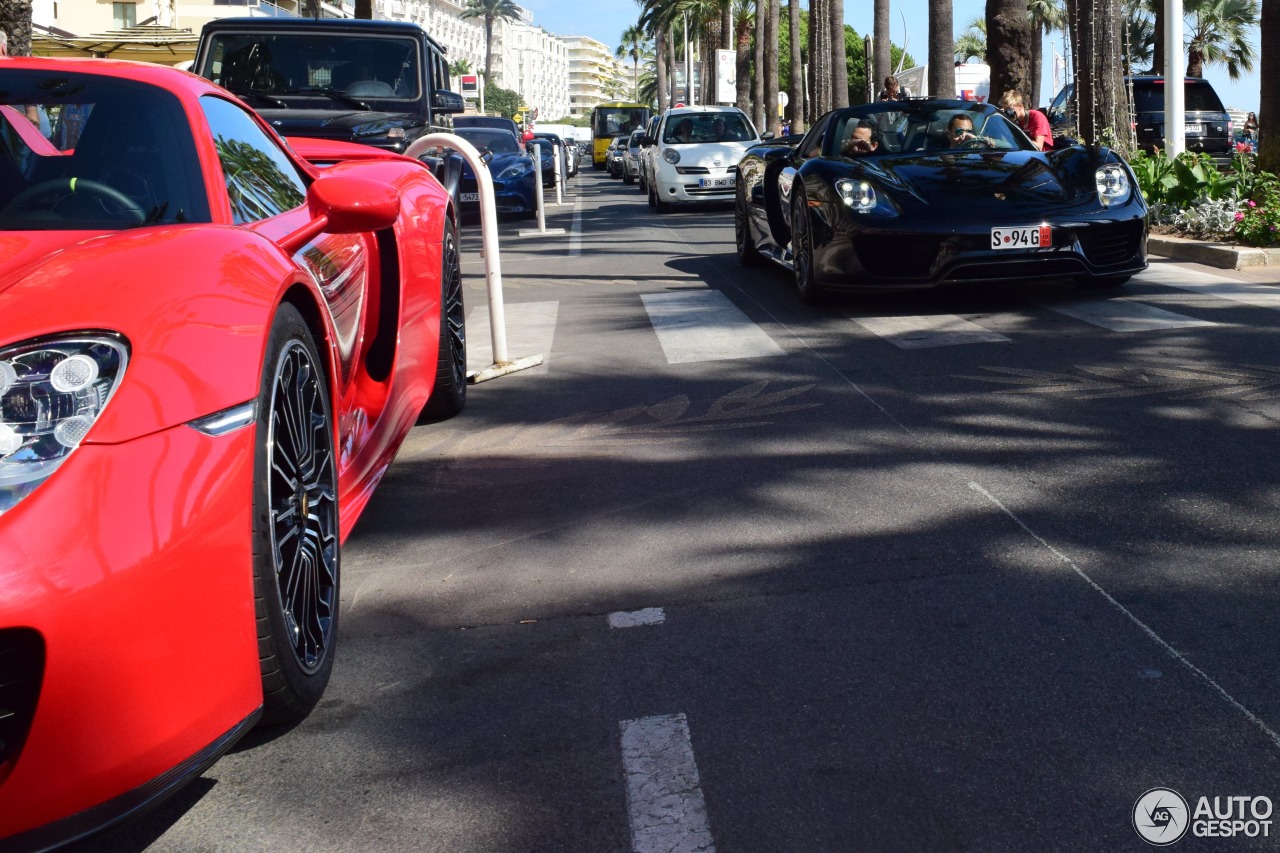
[253,303,339,726]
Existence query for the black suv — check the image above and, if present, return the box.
[1046,76,1232,163]
[193,18,465,155]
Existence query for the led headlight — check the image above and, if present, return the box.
[496,161,528,181]
[0,335,129,514]
[352,121,410,140]
[662,148,681,165]
[1095,164,1130,207]
[835,178,877,213]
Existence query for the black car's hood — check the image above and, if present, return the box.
[256,108,422,135]
[854,148,1103,213]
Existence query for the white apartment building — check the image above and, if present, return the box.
[28,0,592,122]
[563,35,613,119]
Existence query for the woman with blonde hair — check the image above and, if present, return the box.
[1000,89,1051,151]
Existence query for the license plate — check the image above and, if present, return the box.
[459,192,479,202]
[991,225,1051,250]
[698,176,735,188]
[1185,123,1201,135]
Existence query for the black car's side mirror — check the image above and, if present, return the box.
[761,131,775,140]
[433,89,466,114]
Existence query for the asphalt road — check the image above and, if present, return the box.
[75,170,1280,852]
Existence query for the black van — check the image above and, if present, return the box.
[1046,76,1233,163]
[193,18,465,155]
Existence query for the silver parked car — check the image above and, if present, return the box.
[623,129,644,185]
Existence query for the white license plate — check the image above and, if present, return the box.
[698,176,735,188]
[459,192,479,202]
[991,225,1051,250]
[1185,123,1201,135]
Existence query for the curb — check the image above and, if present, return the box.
[1147,235,1280,271]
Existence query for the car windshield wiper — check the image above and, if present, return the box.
[293,88,371,110]
[238,89,289,109]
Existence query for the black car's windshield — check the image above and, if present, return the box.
[662,112,755,144]
[831,103,1034,155]
[202,32,421,101]
[456,128,520,155]
[0,70,210,231]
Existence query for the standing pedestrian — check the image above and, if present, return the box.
[1244,112,1259,142]
[1000,89,1051,151]
[877,75,907,101]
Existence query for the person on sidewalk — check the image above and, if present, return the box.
[1000,89,1051,151]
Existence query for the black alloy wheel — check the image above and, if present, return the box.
[254,303,339,725]
[421,216,467,421]
[791,189,824,304]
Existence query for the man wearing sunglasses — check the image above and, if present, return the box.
[946,114,989,149]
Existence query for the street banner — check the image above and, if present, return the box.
[716,49,736,104]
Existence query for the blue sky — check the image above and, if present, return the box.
[518,0,1260,113]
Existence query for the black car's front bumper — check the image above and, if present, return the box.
[812,209,1148,291]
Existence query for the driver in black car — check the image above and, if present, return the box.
[840,119,881,156]
[947,113,986,149]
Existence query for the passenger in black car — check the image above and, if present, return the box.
[840,120,880,156]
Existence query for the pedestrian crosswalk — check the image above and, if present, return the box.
[467,267,1276,369]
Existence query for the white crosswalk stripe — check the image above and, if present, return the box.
[1138,266,1280,311]
[466,300,559,375]
[850,314,1012,349]
[641,290,786,364]
[1033,296,1218,332]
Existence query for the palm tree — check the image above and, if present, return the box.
[873,0,891,93]
[954,16,986,63]
[1258,0,1277,173]
[1184,0,1259,79]
[988,0,1035,101]
[828,0,847,107]
[616,25,650,102]
[1065,0,1132,152]
[809,0,832,114]
[1028,0,1067,104]
[928,0,955,99]
[449,59,473,78]
[765,0,781,127]
[734,0,754,111]
[788,0,805,131]
[1123,1,1155,74]
[459,0,521,91]
[0,0,33,55]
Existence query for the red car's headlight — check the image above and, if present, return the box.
[0,334,129,514]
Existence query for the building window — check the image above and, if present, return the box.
[112,2,136,27]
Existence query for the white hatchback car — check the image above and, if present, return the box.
[644,106,762,211]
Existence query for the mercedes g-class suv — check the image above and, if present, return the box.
[193,17,465,155]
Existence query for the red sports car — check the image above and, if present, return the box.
[0,58,465,849]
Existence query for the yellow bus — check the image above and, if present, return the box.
[590,102,652,169]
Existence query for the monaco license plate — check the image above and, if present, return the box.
[698,176,735,188]
[991,225,1051,250]
[459,192,479,202]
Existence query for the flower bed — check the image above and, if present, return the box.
[1130,150,1280,248]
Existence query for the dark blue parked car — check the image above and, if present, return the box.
[453,127,539,218]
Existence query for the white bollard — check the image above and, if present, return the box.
[552,141,563,206]
[518,140,566,238]
[403,133,543,381]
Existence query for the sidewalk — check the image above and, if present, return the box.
[1147,233,1280,287]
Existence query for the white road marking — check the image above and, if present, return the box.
[608,608,666,628]
[641,290,785,364]
[851,314,1011,349]
[1035,297,1217,332]
[465,300,558,375]
[569,201,582,256]
[1140,266,1280,310]
[619,713,716,853]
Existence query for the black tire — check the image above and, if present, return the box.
[791,189,824,305]
[254,303,339,726]
[623,171,635,185]
[652,181,670,213]
[735,182,762,267]
[420,216,467,421]
[638,171,647,193]
[1075,274,1131,290]
[647,180,657,208]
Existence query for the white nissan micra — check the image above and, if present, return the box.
[643,106,762,211]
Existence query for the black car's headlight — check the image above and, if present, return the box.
[1095,164,1130,206]
[834,178,901,218]
[0,335,129,514]
[495,161,529,181]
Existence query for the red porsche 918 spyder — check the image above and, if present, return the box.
[0,58,466,850]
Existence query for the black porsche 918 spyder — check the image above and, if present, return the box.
[734,100,1148,303]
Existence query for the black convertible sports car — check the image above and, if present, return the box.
[735,100,1148,302]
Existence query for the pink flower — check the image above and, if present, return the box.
[1249,200,1257,208]
[1236,212,1246,221]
